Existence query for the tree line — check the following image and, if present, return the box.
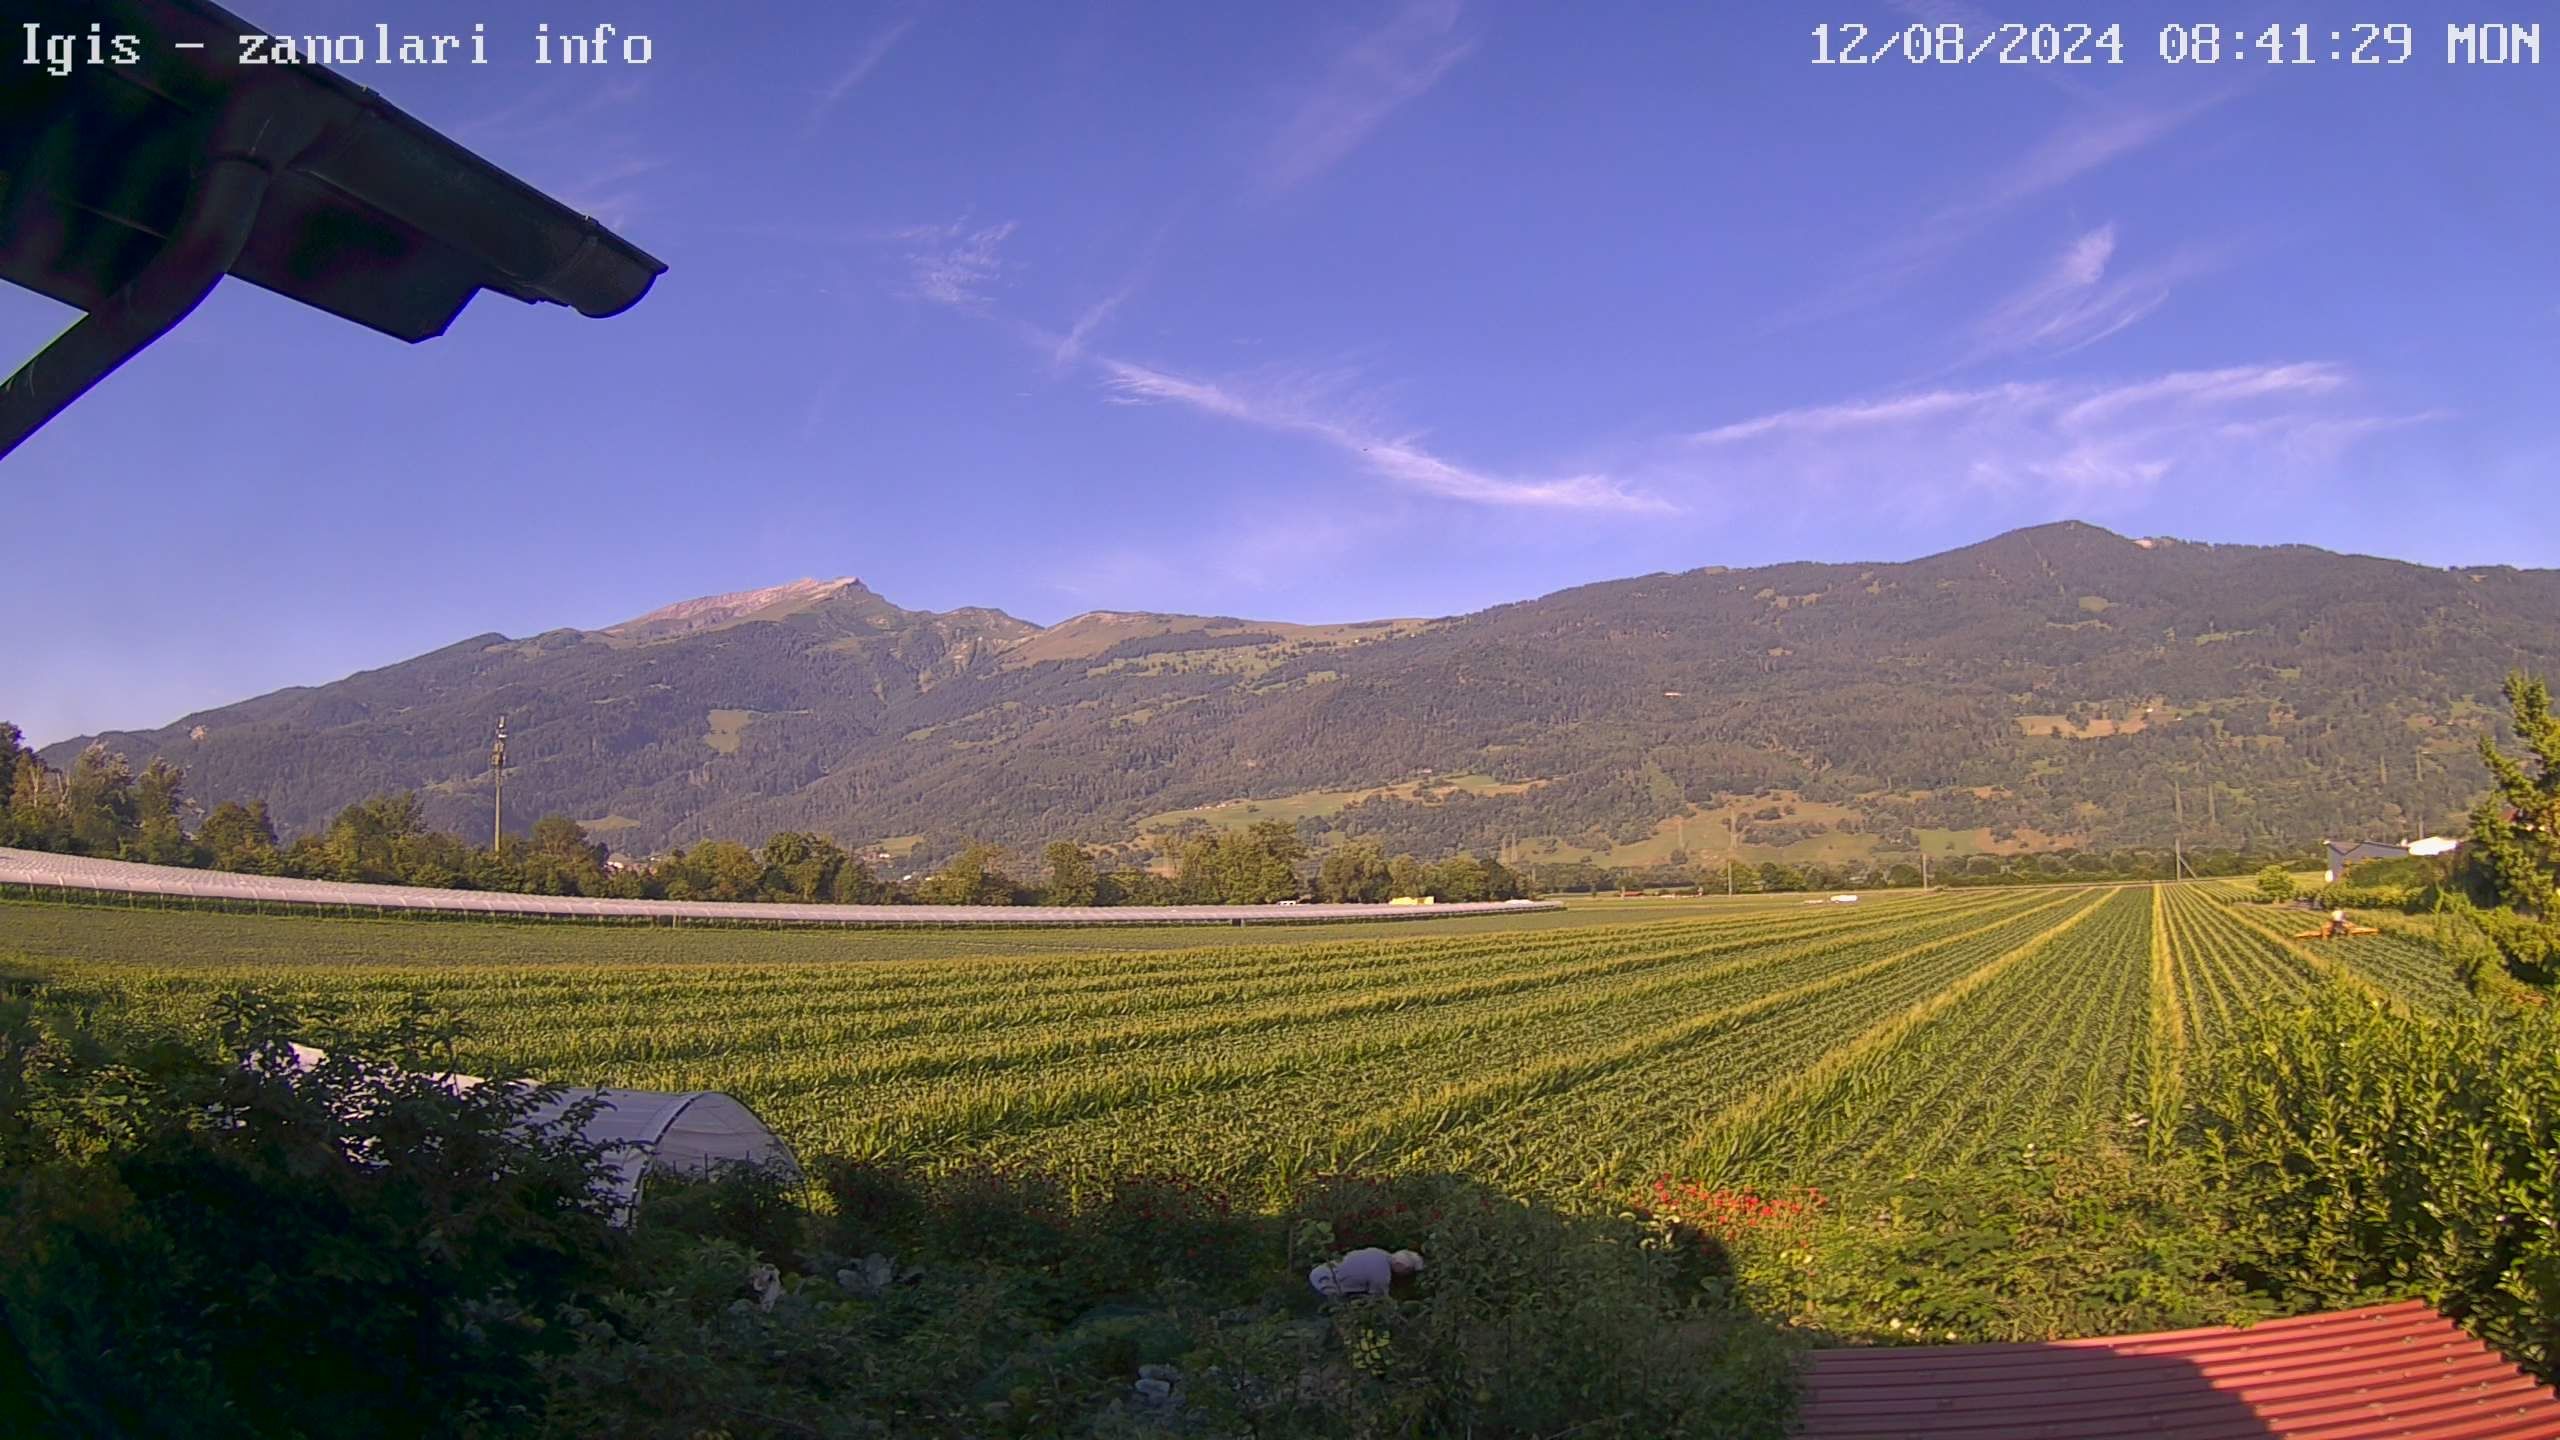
[0,727,1528,907]
[1519,841,2317,898]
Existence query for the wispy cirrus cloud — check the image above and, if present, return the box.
[1973,94,2216,213]
[1258,0,1474,194]
[1783,88,2228,328]
[1096,356,1670,513]
[1679,362,2440,503]
[554,152,665,232]
[860,224,1646,514]
[1049,215,1182,367]
[895,220,1018,308]
[1965,222,2220,362]
[446,73,648,147]
[808,18,917,133]
[1051,281,1136,368]
[444,76,659,231]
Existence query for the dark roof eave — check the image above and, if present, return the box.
[0,0,666,344]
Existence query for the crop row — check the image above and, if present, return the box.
[831,890,2086,1177]
[2157,882,2320,1053]
[91,890,1993,1061]
[1673,888,2146,1185]
[2209,900,2472,1010]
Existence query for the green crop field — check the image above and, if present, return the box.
[0,882,2461,1197]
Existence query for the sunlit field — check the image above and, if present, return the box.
[1,881,2461,1195]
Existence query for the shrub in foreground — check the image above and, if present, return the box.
[1654,1141,2269,1347]
[0,990,619,1439]
[2191,987,2560,1380]
[0,986,1798,1440]
[546,1165,1797,1440]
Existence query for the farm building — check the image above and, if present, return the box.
[2323,836,2461,882]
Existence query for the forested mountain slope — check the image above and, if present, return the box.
[48,523,2560,863]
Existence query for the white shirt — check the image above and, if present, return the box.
[1308,1247,1395,1299]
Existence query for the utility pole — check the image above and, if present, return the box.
[2412,745,2425,839]
[1727,812,1736,895]
[2173,778,2188,880]
[490,715,507,853]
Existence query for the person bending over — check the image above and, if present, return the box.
[1309,1247,1424,1300]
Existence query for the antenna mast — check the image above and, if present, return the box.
[491,715,507,853]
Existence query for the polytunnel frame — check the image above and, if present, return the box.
[272,1043,802,1223]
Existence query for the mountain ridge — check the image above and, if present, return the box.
[42,522,2560,867]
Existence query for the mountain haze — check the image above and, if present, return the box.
[47,523,2560,868]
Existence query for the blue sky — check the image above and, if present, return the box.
[8,1,2556,745]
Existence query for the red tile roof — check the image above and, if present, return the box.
[1797,1301,2560,1439]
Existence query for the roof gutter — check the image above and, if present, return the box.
[0,94,318,461]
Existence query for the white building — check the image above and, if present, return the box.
[2324,836,2460,883]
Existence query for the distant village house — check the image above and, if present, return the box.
[2323,835,2460,884]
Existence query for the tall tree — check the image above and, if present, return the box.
[917,842,1016,905]
[1386,853,1428,900]
[61,745,137,856]
[1042,842,1099,906]
[2469,670,2560,915]
[321,792,427,883]
[658,840,767,902]
[197,801,283,874]
[824,853,882,904]
[1228,820,1306,903]
[0,722,29,844]
[1316,840,1392,903]
[519,816,609,896]
[129,759,199,866]
[762,831,850,902]
[1701,857,1759,894]
[1428,853,1492,902]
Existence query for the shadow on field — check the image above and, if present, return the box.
[2,979,1802,1439]
[583,1157,1806,1439]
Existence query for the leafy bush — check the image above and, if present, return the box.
[819,1154,927,1253]
[2255,865,2297,902]
[2311,881,2426,911]
[541,1168,1797,1440]
[1285,1171,1465,1257]
[1230,1175,1795,1439]
[541,1238,1054,1439]
[2469,906,2559,988]
[632,1160,812,1272]
[0,989,620,1438]
[1745,1138,2268,1345]
[918,1163,1076,1274]
[2342,855,2448,891]
[1063,1173,1265,1298]
[2191,988,2560,1379]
